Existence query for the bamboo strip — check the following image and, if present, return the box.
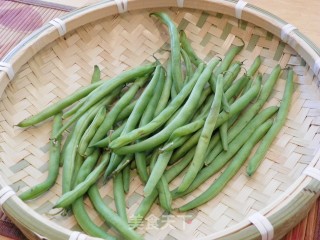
[0,1,319,239]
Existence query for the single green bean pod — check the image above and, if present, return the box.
[19,113,63,200]
[246,67,294,176]
[151,12,183,92]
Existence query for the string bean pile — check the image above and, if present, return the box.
[17,12,294,239]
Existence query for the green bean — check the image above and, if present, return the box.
[74,149,101,186]
[85,76,149,156]
[61,129,82,194]
[88,185,143,240]
[130,148,195,229]
[72,197,116,240]
[140,67,165,124]
[218,43,244,72]
[78,106,106,156]
[123,164,131,194]
[219,120,229,151]
[61,89,119,194]
[90,121,126,148]
[181,48,193,82]
[209,42,244,90]
[62,100,86,120]
[157,176,172,212]
[167,91,217,163]
[247,67,294,176]
[106,154,132,181]
[54,152,110,208]
[219,63,241,113]
[243,56,262,92]
[135,152,149,184]
[178,119,273,211]
[218,61,243,150]
[103,153,123,182]
[114,64,260,156]
[214,75,261,126]
[171,105,278,199]
[148,151,171,212]
[165,85,212,128]
[179,30,203,66]
[160,134,191,154]
[151,12,183,92]
[144,150,173,196]
[17,81,105,128]
[223,61,242,90]
[154,60,173,117]
[111,58,219,154]
[170,82,178,100]
[169,130,201,164]
[71,149,114,239]
[108,63,206,149]
[113,172,128,222]
[165,118,205,145]
[218,60,242,113]
[91,65,101,83]
[225,58,260,100]
[225,73,251,100]
[52,63,156,139]
[59,125,74,167]
[135,68,165,183]
[19,113,63,201]
[115,100,137,122]
[247,56,262,76]
[70,153,85,190]
[192,86,214,118]
[159,91,213,153]
[177,74,224,193]
[221,92,231,113]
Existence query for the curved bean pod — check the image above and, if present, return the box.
[19,113,63,200]
[151,12,183,92]
[88,185,143,240]
[247,67,294,176]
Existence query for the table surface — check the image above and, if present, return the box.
[0,0,320,240]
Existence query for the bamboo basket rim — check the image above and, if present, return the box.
[0,0,320,239]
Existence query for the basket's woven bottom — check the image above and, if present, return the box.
[0,3,320,240]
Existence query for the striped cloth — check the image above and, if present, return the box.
[0,0,72,58]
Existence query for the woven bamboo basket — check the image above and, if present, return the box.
[0,0,320,239]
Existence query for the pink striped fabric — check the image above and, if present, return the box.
[0,0,70,58]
